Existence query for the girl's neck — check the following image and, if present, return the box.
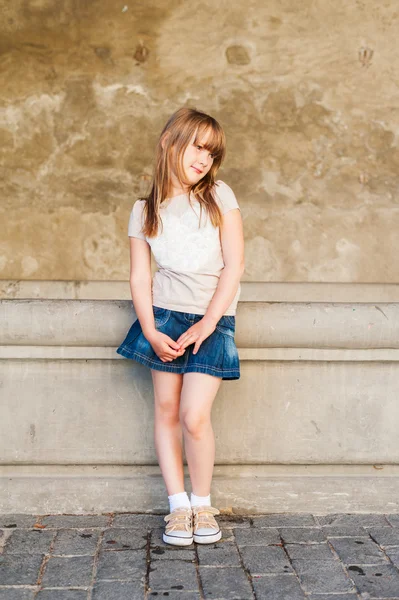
[167,174,191,199]
[167,190,189,200]
[167,184,190,199]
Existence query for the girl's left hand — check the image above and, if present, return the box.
[176,317,216,355]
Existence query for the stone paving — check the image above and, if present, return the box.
[1,512,399,599]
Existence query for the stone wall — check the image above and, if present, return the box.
[1,1,398,281]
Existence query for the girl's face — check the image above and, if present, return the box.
[180,130,215,183]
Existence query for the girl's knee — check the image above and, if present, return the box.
[180,410,211,438]
[155,397,180,423]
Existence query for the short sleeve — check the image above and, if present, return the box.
[128,200,146,239]
[214,180,240,214]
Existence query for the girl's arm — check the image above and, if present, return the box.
[128,237,157,339]
[203,208,245,325]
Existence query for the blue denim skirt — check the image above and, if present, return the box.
[116,305,240,380]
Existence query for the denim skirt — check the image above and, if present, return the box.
[116,305,240,380]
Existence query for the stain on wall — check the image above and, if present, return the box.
[1,0,399,282]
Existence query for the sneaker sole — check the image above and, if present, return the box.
[163,532,193,546]
[193,530,222,544]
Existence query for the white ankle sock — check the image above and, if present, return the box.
[190,492,211,507]
[168,491,191,512]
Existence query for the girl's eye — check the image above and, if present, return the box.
[196,145,215,159]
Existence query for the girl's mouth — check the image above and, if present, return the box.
[191,166,202,174]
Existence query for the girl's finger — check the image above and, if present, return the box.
[179,330,194,342]
[193,342,201,355]
[164,348,184,360]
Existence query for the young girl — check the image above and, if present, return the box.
[116,107,245,546]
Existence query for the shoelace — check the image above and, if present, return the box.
[192,505,220,530]
[164,507,192,533]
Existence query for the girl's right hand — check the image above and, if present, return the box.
[145,330,186,362]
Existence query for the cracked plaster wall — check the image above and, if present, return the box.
[1,0,399,282]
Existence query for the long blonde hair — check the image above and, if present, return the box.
[140,107,226,237]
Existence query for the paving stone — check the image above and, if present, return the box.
[149,559,198,592]
[347,563,399,597]
[366,526,399,547]
[307,592,358,600]
[285,542,337,561]
[0,516,38,529]
[39,515,109,529]
[220,528,235,541]
[112,514,165,529]
[322,525,371,538]
[41,555,94,587]
[96,549,146,581]
[196,541,241,566]
[151,545,196,561]
[234,527,280,546]
[148,593,200,599]
[199,566,253,599]
[101,527,147,552]
[291,559,355,594]
[36,591,87,599]
[329,537,389,564]
[217,515,252,529]
[278,527,326,544]
[385,514,399,527]
[3,512,399,599]
[3,529,55,554]
[240,545,292,574]
[252,573,305,599]
[0,529,13,553]
[92,580,145,599]
[52,528,100,555]
[0,590,36,599]
[384,546,399,567]
[252,514,316,528]
[0,553,43,584]
[315,514,390,527]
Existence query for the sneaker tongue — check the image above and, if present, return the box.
[193,505,218,514]
[165,508,191,522]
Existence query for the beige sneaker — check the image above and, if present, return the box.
[163,506,193,546]
[192,505,222,544]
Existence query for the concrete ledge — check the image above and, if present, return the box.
[2,345,399,361]
[3,279,399,302]
[1,357,398,465]
[2,298,399,348]
[0,465,397,515]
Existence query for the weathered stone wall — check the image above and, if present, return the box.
[1,1,398,281]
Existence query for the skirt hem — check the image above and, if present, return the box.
[116,346,240,380]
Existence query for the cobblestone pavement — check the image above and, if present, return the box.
[1,512,399,599]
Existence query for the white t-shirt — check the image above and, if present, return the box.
[128,179,241,316]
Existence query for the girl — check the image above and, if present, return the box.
[116,107,245,546]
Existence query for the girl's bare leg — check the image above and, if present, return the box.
[179,372,222,496]
[151,369,185,495]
